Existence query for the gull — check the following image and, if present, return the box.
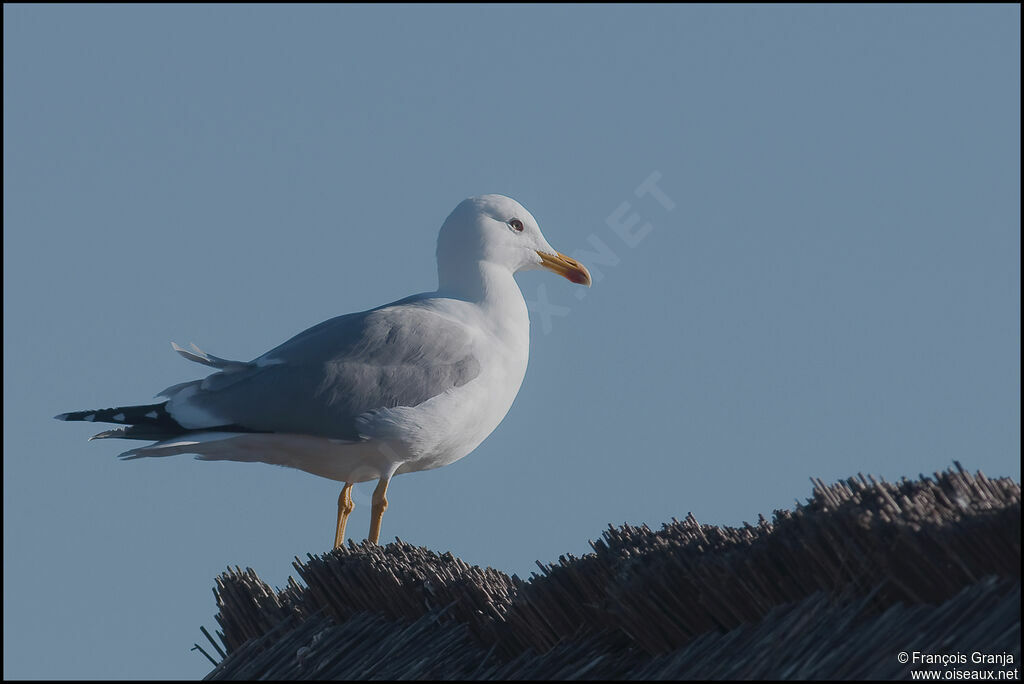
[56,195,591,547]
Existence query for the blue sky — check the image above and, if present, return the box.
[4,4,1019,679]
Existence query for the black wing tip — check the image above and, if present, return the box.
[89,428,125,441]
[55,409,99,422]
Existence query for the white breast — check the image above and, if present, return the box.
[363,310,530,475]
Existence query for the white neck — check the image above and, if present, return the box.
[437,260,530,340]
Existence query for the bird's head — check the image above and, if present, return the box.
[436,194,592,290]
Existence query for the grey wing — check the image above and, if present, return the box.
[163,304,481,441]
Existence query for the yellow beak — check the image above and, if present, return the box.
[537,251,592,287]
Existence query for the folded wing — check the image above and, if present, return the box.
[164,303,481,442]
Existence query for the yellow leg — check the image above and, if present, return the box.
[334,483,354,549]
[368,476,391,544]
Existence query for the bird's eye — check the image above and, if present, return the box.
[509,219,525,233]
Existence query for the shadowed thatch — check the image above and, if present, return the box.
[200,464,1021,680]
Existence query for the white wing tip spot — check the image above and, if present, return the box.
[145,411,158,419]
[112,413,126,422]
